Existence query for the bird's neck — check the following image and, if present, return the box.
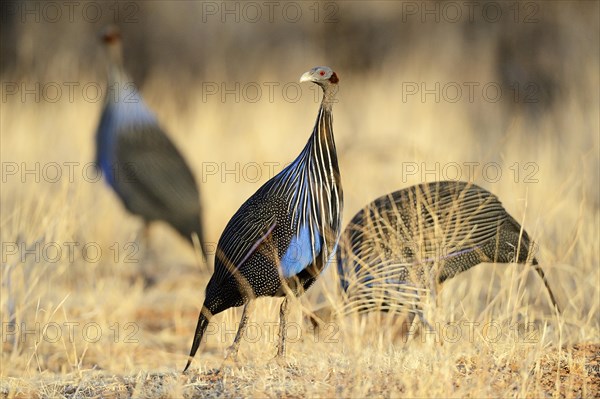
[269,85,340,207]
[306,88,342,264]
[310,89,337,162]
[321,85,337,111]
[104,44,135,105]
[282,91,339,194]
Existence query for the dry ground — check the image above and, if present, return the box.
[1,1,599,398]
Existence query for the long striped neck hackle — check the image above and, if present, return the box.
[311,72,337,142]
[311,72,342,249]
[312,74,339,165]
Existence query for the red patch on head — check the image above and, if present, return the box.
[101,26,121,45]
[329,72,339,84]
[319,70,325,76]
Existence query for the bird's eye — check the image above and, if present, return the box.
[319,70,325,76]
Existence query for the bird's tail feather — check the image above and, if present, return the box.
[531,258,561,314]
[179,217,208,265]
[191,232,208,270]
[183,307,211,373]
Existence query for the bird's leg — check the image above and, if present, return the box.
[133,221,150,247]
[131,221,152,263]
[136,222,157,287]
[224,300,255,363]
[412,296,434,332]
[396,311,417,343]
[142,221,151,243]
[430,262,440,308]
[277,296,290,358]
[416,310,433,332]
[191,232,208,273]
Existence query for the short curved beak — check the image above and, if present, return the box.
[299,71,313,83]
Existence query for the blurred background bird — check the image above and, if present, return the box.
[184,66,342,372]
[95,26,207,264]
[331,180,560,328]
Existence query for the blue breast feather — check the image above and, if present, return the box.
[281,224,322,278]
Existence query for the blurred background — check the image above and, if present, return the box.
[1,0,598,383]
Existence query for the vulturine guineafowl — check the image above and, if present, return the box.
[95,26,207,261]
[184,66,343,372]
[335,181,559,322]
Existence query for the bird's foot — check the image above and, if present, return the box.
[222,345,241,364]
[267,355,299,374]
[269,352,289,367]
[218,359,240,376]
[275,355,288,368]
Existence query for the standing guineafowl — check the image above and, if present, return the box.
[184,66,342,371]
[336,181,560,320]
[95,26,207,261]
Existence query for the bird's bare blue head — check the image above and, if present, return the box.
[300,66,339,89]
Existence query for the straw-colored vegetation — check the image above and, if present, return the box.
[1,1,598,397]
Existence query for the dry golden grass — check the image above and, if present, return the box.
[1,2,599,398]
